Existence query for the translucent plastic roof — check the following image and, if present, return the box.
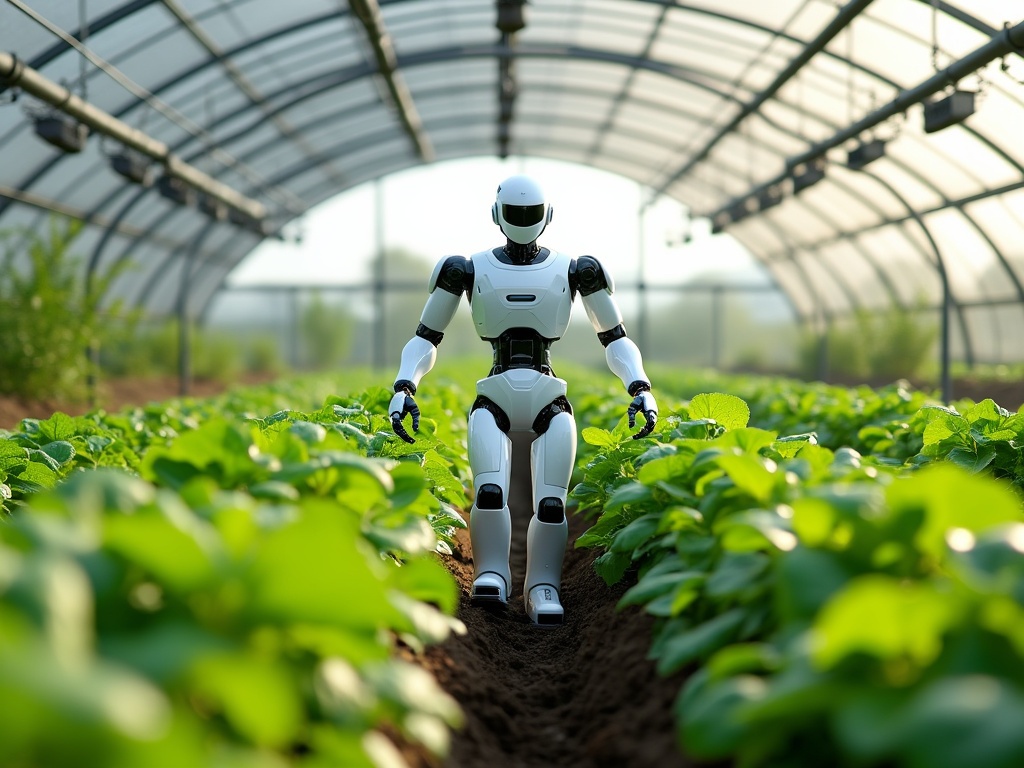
[1,1,1023,362]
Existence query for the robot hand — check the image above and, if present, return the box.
[627,389,658,440]
[389,385,420,444]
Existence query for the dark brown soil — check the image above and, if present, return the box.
[0,375,272,430]
[411,438,717,768]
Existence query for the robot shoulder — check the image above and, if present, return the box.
[569,254,615,296]
[429,255,474,295]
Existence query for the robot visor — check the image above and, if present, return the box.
[502,203,546,227]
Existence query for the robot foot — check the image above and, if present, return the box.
[471,572,508,605]
[526,585,563,627]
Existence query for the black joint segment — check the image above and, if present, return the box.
[471,396,511,433]
[415,323,444,346]
[597,324,627,347]
[532,395,573,435]
[537,497,565,524]
[476,483,504,510]
[571,255,608,297]
[628,380,651,397]
[537,612,563,626]
[475,586,500,597]
[394,379,416,395]
[435,255,471,295]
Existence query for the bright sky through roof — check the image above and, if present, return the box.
[229,156,766,291]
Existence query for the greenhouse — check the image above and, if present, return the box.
[2,2,1024,767]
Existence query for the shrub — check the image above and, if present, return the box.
[0,217,131,401]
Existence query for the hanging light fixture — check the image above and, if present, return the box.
[791,156,827,193]
[157,174,196,207]
[846,138,887,169]
[33,114,89,153]
[496,0,527,33]
[923,89,976,133]
[109,148,154,186]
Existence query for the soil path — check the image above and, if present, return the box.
[414,438,714,768]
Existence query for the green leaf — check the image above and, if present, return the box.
[0,439,28,471]
[248,481,300,501]
[605,482,653,513]
[715,453,777,503]
[677,673,766,759]
[945,444,997,473]
[593,550,631,585]
[39,440,76,466]
[581,427,618,448]
[811,574,959,669]
[887,463,1023,559]
[36,412,77,443]
[689,393,750,431]
[897,676,1024,768]
[610,513,662,554]
[705,552,770,600]
[716,509,798,552]
[103,505,216,594]
[190,653,302,748]
[618,570,704,609]
[657,608,748,675]
[288,420,327,445]
[922,411,969,446]
[247,501,399,630]
[10,461,58,493]
[637,452,694,486]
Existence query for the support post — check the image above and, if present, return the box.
[373,178,385,371]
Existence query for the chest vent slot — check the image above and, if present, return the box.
[506,294,537,302]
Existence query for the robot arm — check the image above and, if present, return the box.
[390,256,471,443]
[573,256,658,439]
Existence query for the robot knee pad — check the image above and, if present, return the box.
[537,497,565,523]
[476,483,504,509]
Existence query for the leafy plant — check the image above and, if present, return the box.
[0,216,132,401]
[0,376,472,767]
[573,386,1024,768]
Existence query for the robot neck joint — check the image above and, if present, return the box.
[503,239,540,264]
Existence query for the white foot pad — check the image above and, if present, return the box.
[472,572,508,604]
[526,585,563,626]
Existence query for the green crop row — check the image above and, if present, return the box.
[3,363,1024,767]
[572,390,1024,768]
[0,375,473,767]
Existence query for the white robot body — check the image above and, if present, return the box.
[475,368,566,432]
[390,176,657,626]
[469,248,573,341]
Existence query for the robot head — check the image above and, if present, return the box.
[491,175,553,245]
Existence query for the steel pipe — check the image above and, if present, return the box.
[0,50,267,221]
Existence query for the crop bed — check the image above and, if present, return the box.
[2,363,1023,768]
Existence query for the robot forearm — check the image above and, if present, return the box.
[394,333,437,392]
[604,335,651,394]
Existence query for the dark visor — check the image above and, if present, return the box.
[502,203,545,227]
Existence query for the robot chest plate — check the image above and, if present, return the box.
[470,250,573,339]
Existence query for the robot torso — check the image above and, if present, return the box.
[469,247,574,342]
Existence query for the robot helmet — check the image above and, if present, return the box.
[491,175,553,245]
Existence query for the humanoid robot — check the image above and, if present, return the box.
[389,175,657,626]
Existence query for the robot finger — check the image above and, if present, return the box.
[627,395,642,428]
[631,409,657,440]
[405,396,421,432]
[391,412,416,444]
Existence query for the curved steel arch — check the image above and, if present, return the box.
[4,0,1019,380]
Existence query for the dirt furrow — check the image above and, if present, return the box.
[414,439,703,768]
